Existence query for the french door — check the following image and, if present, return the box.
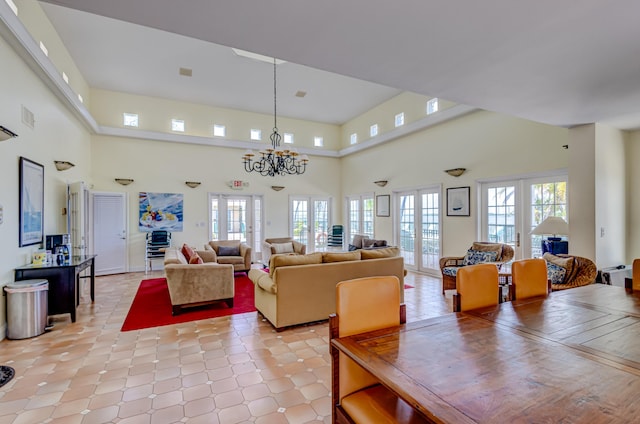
[346,194,375,244]
[396,186,441,274]
[480,174,567,259]
[209,194,264,262]
[290,197,330,252]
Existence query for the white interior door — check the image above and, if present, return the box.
[91,192,127,275]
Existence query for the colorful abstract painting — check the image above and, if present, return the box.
[139,192,183,232]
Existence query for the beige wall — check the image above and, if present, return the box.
[0,34,92,331]
[626,130,640,262]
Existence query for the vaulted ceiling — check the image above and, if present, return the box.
[40,0,640,130]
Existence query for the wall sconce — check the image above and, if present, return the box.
[0,125,18,141]
[185,181,201,188]
[444,168,466,177]
[115,178,134,186]
[54,160,75,171]
[271,186,285,191]
[374,180,388,187]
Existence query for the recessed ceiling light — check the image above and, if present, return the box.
[295,91,307,98]
[179,67,192,77]
[231,48,286,65]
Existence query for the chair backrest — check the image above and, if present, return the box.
[331,225,343,236]
[511,258,549,300]
[454,263,499,311]
[633,259,640,291]
[335,276,402,400]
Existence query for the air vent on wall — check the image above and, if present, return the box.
[21,106,35,129]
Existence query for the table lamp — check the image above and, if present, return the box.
[530,216,569,255]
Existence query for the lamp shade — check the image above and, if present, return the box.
[530,216,569,236]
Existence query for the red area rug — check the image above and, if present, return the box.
[404,284,414,289]
[121,275,256,331]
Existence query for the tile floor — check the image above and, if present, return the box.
[0,269,451,424]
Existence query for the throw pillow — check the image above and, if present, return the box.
[373,239,388,247]
[322,251,361,263]
[462,249,498,266]
[348,244,358,251]
[543,253,574,284]
[351,235,368,249]
[360,247,400,259]
[272,242,294,254]
[362,238,376,248]
[471,242,503,261]
[547,262,567,285]
[218,245,240,256]
[189,253,204,264]
[181,244,196,262]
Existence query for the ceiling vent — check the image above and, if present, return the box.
[21,106,35,129]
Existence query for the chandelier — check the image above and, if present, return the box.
[243,58,309,176]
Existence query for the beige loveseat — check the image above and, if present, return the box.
[248,247,405,330]
[204,240,252,273]
[164,246,235,315]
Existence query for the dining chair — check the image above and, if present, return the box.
[453,263,500,312]
[329,276,428,424]
[625,258,640,291]
[511,258,551,300]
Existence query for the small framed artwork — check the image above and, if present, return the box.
[376,194,390,217]
[447,186,470,216]
[19,156,45,246]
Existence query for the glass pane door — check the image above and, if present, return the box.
[421,190,440,271]
[398,193,416,267]
[291,199,309,246]
[313,200,329,250]
[209,194,264,262]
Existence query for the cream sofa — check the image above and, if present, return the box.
[164,246,235,315]
[248,247,405,330]
[204,240,252,273]
[261,237,306,266]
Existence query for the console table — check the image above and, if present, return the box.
[14,255,96,323]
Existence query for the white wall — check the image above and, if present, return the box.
[90,135,342,271]
[594,124,626,267]
[626,130,640,262]
[0,34,91,331]
[341,110,570,256]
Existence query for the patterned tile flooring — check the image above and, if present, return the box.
[0,269,451,424]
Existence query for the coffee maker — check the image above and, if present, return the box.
[46,234,71,264]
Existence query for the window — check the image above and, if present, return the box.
[314,136,323,147]
[250,129,262,141]
[123,113,139,127]
[213,124,226,137]
[284,133,294,144]
[6,0,17,15]
[370,124,378,137]
[427,98,439,115]
[77,94,83,103]
[171,119,185,132]
[395,112,404,127]
[62,72,69,84]
[39,41,48,56]
[350,133,357,145]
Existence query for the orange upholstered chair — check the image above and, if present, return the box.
[511,258,550,300]
[625,259,640,291]
[330,276,428,424]
[453,263,500,312]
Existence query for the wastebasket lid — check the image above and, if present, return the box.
[6,279,48,289]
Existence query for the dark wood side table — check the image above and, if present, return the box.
[14,255,96,323]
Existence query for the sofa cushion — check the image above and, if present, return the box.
[352,235,368,249]
[189,252,204,264]
[360,247,400,259]
[442,267,459,277]
[462,249,498,266]
[217,256,245,265]
[181,244,196,262]
[322,251,361,263]
[547,262,567,285]
[270,252,323,277]
[218,245,240,256]
[543,253,575,284]
[272,242,294,254]
[472,242,504,261]
[196,249,217,263]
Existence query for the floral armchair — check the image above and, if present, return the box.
[439,242,515,294]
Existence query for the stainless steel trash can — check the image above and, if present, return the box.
[4,279,48,339]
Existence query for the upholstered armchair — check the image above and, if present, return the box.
[544,253,597,290]
[440,242,515,294]
[205,240,252,273]
[261,237,306,266]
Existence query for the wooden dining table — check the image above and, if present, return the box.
[331,284,640,423]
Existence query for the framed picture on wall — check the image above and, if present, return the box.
[376,194,390,217]
[19,156,44,247]
[447,186,470,216]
